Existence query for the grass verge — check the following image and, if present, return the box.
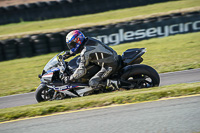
[0,82,200,122]
[0,32,200,97]
[0,0,200,39]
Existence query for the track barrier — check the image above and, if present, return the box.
[0,10,200,61]
[0,0,174,25]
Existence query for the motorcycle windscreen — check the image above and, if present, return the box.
[43,51,64,72]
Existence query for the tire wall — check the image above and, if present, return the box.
[0,11,200,61]
[0,0,172,25]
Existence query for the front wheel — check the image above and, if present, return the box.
[120,64,160,89]
[35,84,54,102]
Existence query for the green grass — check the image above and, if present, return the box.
[0,32,200,97]
[114,32,200,73]
[0,0,199,38]
[1,82,200,122]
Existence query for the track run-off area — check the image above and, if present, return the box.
[1,93,200,133]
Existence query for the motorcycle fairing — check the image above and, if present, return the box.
[47,84,92,97]
[42,72,53,82]
[41,67,60,83]
[122,48,146,65]
[46,67,60,73]
[75,86,93,96]
[47,84,79,97]
[48,85,78,91]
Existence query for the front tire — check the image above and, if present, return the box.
[35,84,52,102]
[120,64,160,89]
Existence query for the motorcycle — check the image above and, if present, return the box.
[35,48,160,102]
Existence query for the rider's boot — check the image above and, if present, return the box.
[106,79,120,90]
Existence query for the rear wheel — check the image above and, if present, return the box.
[120,64,160,89]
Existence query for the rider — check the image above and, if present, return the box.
[62,30,119,90]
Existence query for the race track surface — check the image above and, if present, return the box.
[1,94,200,133]
[0,68,200,109]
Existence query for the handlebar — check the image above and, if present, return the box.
[58,51,75,74]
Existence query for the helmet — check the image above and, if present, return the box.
[66,30,85,54]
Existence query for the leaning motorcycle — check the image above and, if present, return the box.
[35,48,160,102]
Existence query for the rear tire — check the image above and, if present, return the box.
[120,64,160,89]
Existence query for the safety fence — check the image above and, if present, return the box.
[0,0,172,25]
[0,10,200,61]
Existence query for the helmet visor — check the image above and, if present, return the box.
[67,41,77,50]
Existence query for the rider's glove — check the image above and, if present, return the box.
[63,76,70,84]
[62,51,75,60]
[58,55,63,62]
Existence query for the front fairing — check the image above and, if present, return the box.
[40,52,64,83]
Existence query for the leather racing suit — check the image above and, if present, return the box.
[66,37,119,89]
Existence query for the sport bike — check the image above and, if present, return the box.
[35,48,160,102]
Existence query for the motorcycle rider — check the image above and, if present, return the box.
[61,30,119,90]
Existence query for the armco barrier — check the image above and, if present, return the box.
[0,11,200,61]
[0,0,173,25]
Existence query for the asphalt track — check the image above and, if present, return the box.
[0,68,200,109]
[1,94,200,133]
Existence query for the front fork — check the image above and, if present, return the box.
[48,89,66,100]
